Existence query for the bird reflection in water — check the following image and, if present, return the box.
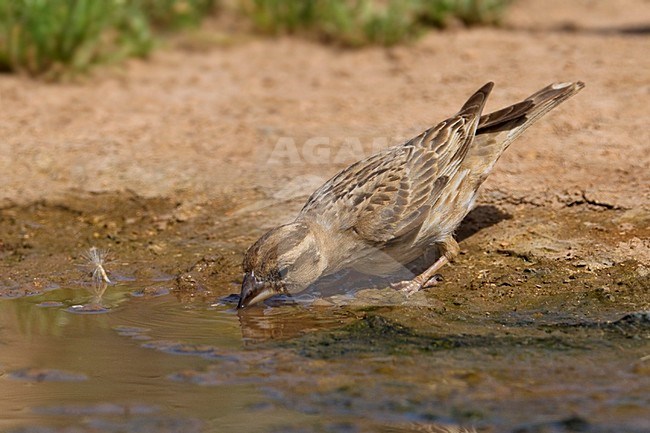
[236,301,357,344]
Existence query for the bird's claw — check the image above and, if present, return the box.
[422,274,443,289]
[391,274,442,296]
[390,280,423,296]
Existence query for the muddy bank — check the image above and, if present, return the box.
[1,190,647,313]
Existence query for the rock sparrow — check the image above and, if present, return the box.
[238,81,584,308]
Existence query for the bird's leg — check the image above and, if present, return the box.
[391,237,459,296]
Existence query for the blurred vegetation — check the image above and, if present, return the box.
[0,0,217,77]
[0,0,510,78]
[142,0,217,29]
[241,0,512,46]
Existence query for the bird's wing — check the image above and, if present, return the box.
[301,82,493,245]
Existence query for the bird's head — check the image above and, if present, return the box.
[238,222,327,309]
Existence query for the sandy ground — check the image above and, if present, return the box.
[0,0,648,210]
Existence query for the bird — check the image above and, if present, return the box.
[238,81,585,308]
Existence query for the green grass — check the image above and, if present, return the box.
[0,0,217,77]
[420,0,511,26]
[240,0,418,46]
[242,0,512,47]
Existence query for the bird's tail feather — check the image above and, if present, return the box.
[477,81,585,148]
[462,81,584,185]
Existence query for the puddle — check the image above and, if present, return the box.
[0,285,311,433]
[0,192,649,432]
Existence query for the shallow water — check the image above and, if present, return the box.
[1,194,649,433]
[0,283,314,433]
[1,280,649,433]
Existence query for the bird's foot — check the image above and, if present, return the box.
[391,274,442,297]
[390,279,422,296]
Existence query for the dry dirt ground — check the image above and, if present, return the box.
[0,0,648,306]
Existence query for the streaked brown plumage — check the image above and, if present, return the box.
[239,81,584,308]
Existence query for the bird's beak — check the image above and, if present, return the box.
[237,272,275,309]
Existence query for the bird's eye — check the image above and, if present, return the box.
[278,267,288,279]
